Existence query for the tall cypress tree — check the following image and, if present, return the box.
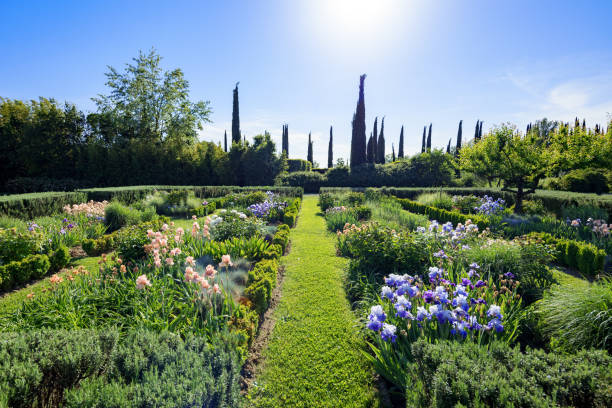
[377,117,386,163]
[446,139,451,153]
[224,130,228,152]
[392,143,396,162]
[398,125,404,158]
[426,123,432,151]
[281,124,289,156]
[328,126,333,168]
[231,83,241,144]
[474,120,480,141]
[479,121,483,139]
[307,132,313,164]
[367,133,374,163]
[455,120,462,157]
[372,117,378,163]
[350,74,367,168]
[421,126,426,153]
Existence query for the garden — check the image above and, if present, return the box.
[0,186,301,407]
[319,187,611,407]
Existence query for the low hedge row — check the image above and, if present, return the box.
[526,232,606,277]
[321,187,612,219]
[194,186,303,199]
[283,198,301,227]
[395,197,490,230]
[0,254,50,291]
[0,192,87,219]
[0,329,241,408]
[77,185,196,204]
[407,339,612,408]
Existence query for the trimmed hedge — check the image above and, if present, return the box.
[79,185,195,204]
[0,329,241,408]
[395,197,490,230]
[321,187,612,220]
[245,259,279,316]
[0,254,50,291]
[526,232,606,277]
[283,198,301,227]
[407,339,612,408]
[0,192,87,219]
[194,185,303,199]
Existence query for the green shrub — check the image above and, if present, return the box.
[283,198,301,227]
[0,192,88,219]
[396,197,490,230]
[325,209,359,232]
[0,254,50,290]
[272,226,290,253]
[287,159,312,172]
[407,339,612,408]
[104,202,156,232]
[0,329,242,408]
[558,168,610,194]
[346,192,365,206]
[353,206,371,220]
[245,259,278,315]
[415,192,454,210]
[0,228,42,264]
[263,244,283,260]
[538,279,612,353]
[49,245,70,271]
[318,192,335,212]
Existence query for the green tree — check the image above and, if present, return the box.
[372,117,378,163]
[426,123,432,152]
[460,123,549,213]
[377,117,386,163]
[232,82,241,144]
[398,125,404,158]
[327,126,333,168]
[421,126,426,153]
[307,132,313,164]
[350,74,367,167]
[92,49,211,146]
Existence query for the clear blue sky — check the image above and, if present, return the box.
[2,0,612,166]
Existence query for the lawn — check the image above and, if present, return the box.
[248,195,380,408]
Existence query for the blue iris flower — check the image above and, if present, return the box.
[381,323,397,342]
[381,286,395,300]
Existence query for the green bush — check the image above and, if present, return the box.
[271,225,290,253]
[538,279,612,353]
[0,228,42,264]
[287,159,312,172]
[558,168,610,194]
[325,209,359,232]
[353,206,371,220]
[49,245,70,271]
[0,191,88,219]
[415,192,454,210]
[82,235,115,256]
[283,198,301,227]
[0,329,242,408]
[407,339,612,408]
[396,197,490,230]
[210,212,261,241]
[0,254,50,290]
[318,192,335,212]
[245,259,279,315]
[104,202,156,232]
[263,243,283,260]
[195,185,303,199]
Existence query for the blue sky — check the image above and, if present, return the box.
[2,0,612,166]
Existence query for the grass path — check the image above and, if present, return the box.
[248,195,379,408]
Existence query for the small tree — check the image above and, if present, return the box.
[460,123,549,213]
[307,132,313,164]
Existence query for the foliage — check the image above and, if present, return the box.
[48,245,70,272]
[0,191,88,219]
[283,198,301,227]
[245,259,279,315]
[538,278,612,353]
[210,210,262,241]
[406,339,612,408]
[396,197,490,230]
[415,192,453,211]
[0,228,42,264]
[104,202,157,232]
[0,328,242,408]
[287,159,312,172]
[557,168,611,194]
[0,254,50,291]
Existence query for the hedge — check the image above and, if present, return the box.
[78,185,195,204]
[0,192,88,219]
[407,339,612,408]
[287,159,312,173]
[0,254,50,291]
[245,259,279,316]
[0,329,241,408]
[283,198,301,227]
[194,185,303,199]
[320,187,612,220]
[395,197,490,230]
[526,232,606,277]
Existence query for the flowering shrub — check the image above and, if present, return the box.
[365,266,522,389]
[474,195,505,215]
[247,191,287,221]
[209,211,262,241]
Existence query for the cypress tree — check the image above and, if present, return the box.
[307,132,313,164]
[372,117,378,163]
[281,124,289,156]
[421,126,426,153]
[224,130,228,152]
[455,120,462,156]
[392,143,396,162]
[377,117,386,163]
[474,120,479,141]
[231,82,241,144]
[328,126,333,168]
[398,125,404,158]
[582,119,586,131]
[350,74,367,168]
[426,123,432,151]
[446,139,451,153]
[367,133,374,163]
[479,121,483,139]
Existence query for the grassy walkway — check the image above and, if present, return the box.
[248,195,379,408]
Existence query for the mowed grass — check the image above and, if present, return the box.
[248,195,379,408]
